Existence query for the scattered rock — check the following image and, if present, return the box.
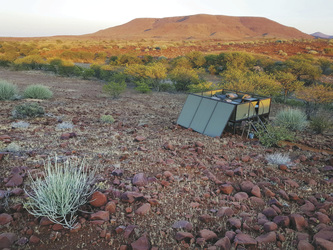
[0,233,17,249]
[135,136,146,142]
[40,216,54,226]
[121,192,144,203]
[172,220,193,231]
[273,216,290,228]
[297,240,314,250]
[105,201,117,214]
[262,207,278,219]
[290,214,308,231]
[251,185,261,197]
[89,191,107,207]
[29,235,40,245]
[124,225,136,239]
[314,237,333,249]
[234,192,248,201]
[198,229,217,241]
[256,232,276,244]
[135,203,151,215]
[234,233,257,246]
[90,211,110,221]
[132,173,148,187]
[217,207,234,217]
[163,142,174,150]
[227,217,242,229]
[0,213,13,225]
[240,180,254,193]
[220,184,234,195]
[131,234,150,250]
[263,222,278,232]
[214,236,231,249]
[175,232,194,241]
[5,173,23,187]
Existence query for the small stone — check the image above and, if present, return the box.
[279,164,288,171]
[198,229,217,241]
[290,214,308,231]
[262,207,278,219]
[0,233,17,249]
[70,223,82,233]
[234,233,257,246]
[5,173,23,187]
[297,240,314,250]
[273,216,290,228]
[175,232,194,241]
[124,225,136,239]
[220,184,234,195]
[29,235,40,244]
[240,181,254,193]
[249,197,265,207]
[315,212,331,224]
[314,238,333,249]
[256,232,276,244]
[241,155,251,162]
[172,220,193,231]
[227,218,242,229]
[300,201,316,213]
[0,213,13,225]
[263,222,278,232]
[90,211,110,221]
[89,191,107,207]
[214,236,231,249]
[135,136,146,142]
[135,203,151,215]
[52,224,64,231]
[251,185,261,197]
[120,192,144,203]
[132,173,148,187]
[234,167,243,176]
[163,142,174,150]
[105,201,117,214]
[40,216,54,226]
[234,192,248,201]
[216,207,234,217]
[131,234,150,250]
[16,237,29,246]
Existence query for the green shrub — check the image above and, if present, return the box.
[310,114,333,134]
[24,156,97,229]
[12,102,45,119]
[0,80,18,100]
[102,81,126,99]
[255,123,295,147]
[274,108,308,131]
[100,115,115,124]
[135,81,152,93]
[23,84,53,99]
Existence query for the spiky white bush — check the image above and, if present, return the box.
[266,152,292,166]
[11,121,30,128]
[24,156,97,229]
[56,121,74,130]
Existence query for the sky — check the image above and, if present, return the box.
[0,0,332,37]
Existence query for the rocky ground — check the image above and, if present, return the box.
[0,68,332,249]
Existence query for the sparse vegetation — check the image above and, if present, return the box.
[100,115,115,124]
[24,156,97,229]
[102,81,127,98]
[266,152,292,166]
[12,102,45,119]
[23,84,53,99]
[255,123,295,147]
[274,108,308,131]
[0,80,18,100]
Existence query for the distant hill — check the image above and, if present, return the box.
[311,32,333,39]
[83,14,312,41]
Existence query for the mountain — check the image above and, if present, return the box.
[83,14,312,40]
[311,32,333,39]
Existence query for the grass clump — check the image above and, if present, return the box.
[23,84,53,99]
[0,80,18,100]
[102,81,126,99]
[24,156,97,229]
[274,108,308,131]
[12,102,45,119]
[310,114,333,134]
[266,152,292,166]
[56,121,74,130]
[100,115,115,124]
[11,121,30,129]
[255,123,295,147]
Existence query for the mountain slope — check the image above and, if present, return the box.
[311,32,333,39]
[84,14,312,40]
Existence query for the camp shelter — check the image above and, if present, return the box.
[177,89,271,137]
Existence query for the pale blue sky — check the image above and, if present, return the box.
[0,0,332,37]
